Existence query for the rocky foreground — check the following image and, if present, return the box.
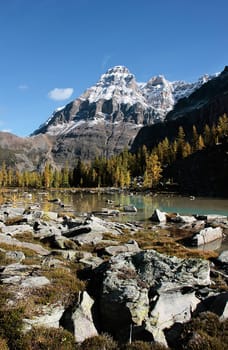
[0,201,227,349]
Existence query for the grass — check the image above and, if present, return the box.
[102,228,219,260]
[0,251,14,266]
[4,216,25,226]
[20,265,85,318]
[0,242,37,258]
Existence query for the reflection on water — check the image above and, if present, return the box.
[0,189,228,252]
[0,190,228,221]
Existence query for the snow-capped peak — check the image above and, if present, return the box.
[33,65,219,138]
[82,65,147,105]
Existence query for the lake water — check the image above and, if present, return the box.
[1,189,228,252]
[2,190,228,221]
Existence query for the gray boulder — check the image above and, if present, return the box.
[21,276,50,288]
[123,205,137,213]
[72,231,103,246]
[41,235,77,250]
[23,304,65,331]
[99,250,210,344]
[191,227,223,246]
[217,250,228,264]
[61,291,98,342]
[103,240,140,256]
[1,224,33,236]
[0,233,49,256]
[5,250,25,263]
[150,209,167,223]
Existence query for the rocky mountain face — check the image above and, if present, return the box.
[32,66,214,163]
[132,66,228,152]
[0,132,54,171]
[0,66,221,169]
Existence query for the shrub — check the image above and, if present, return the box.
[0,337,9,350]
[77,334,118,350]
[0,307,26,350]
[122,340,169,350]
[179,312,228,350]
[24,326,76,350]
[185,330,226,350]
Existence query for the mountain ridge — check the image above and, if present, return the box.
[32,65,216,137]
[0,65,225,170]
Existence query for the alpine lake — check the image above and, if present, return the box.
[1,188,228,252]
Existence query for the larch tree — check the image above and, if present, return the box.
[143,153,162,189]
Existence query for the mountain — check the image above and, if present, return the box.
[0,132,54,171]
[32,66,214,163]
[131,66,228,152]
[0,65,221,171]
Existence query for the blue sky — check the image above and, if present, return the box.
[0,0,227,136]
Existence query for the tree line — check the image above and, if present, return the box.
[0,114,227,189]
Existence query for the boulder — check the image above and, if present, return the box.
[72,231,103,246]
[60,291,98,342]
[0,263,40,284]
[2,207,25,219]
[79,256,104,269]
[217,250,228,264]
[21,276,50,288]
[103,240,140,256]
[123,205,137,213]
[5,250,25,263]
[206,214,227,224]
[62,226,91,238]
[1,224,33,236]
[41,235,77,250]
[150,209,167,223]
[23,304,65,331]
[178,215,197,224]
[59,250,93,261]
[191,227,223,246]
[0,234,49,255]
[99,250,210,344]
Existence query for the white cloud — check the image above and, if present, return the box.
[48,88,74,101]
[18,84,29,90]
[1,129,12,133]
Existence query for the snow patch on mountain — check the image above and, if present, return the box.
[83,65,148,106]
[34,65,218,137]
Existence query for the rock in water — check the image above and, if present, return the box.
[150,209,167,223]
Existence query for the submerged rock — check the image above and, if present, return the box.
[123,205,137,213]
